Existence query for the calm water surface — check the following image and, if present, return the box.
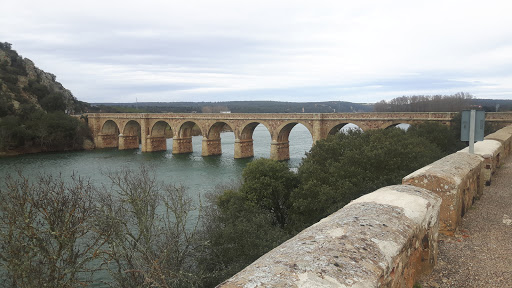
[0,124,313,199]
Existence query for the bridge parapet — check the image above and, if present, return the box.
[458,140,503,185]
[403,153,484,235]
[218,185,441,288]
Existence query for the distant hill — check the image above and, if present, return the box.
[90,101,374,113]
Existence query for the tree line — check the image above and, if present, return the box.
[0,120,465,287]
[374,92,474,112]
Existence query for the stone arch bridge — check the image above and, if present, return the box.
[85,112,512,161]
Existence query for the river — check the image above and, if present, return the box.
[0,124,314,194]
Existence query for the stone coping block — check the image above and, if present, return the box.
[485,126,512,157]
[457,140,503,185]
[218,185,441,288]
[403,153,483,235]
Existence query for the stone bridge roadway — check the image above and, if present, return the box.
[85,112,512,161]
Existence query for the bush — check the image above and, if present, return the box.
[40,92,67,112]
[407,121,466,154]
[200,188,290,286]
[239,158,298,227]
[290,128,443,229]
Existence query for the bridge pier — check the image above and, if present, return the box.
[202,137,222,156]
[234,139,254,159]
[172,137,193,154]
[96,134,118,148]
[270,140,290,161]
[118,135,139,150]
[144,136,167,152]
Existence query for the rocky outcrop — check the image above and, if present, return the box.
[0,44,80,114]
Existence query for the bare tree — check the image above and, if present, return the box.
[95,165,204,288]
[0,172,103,288]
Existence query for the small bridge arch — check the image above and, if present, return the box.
[234,121,272,159]
[145,120,174,152]
[97,119,120,148]
[202,121,235,157]
[119,120,141,150]
[327,122,365,135]
[272,121,314,161]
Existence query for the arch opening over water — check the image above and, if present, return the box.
[288,123,313,166]
[146,121,173,152]
[203,122,235,157]
[120,120,141,150]
[173,121,201,155]
[328,123,363,135]
[273,122,313,161]
[236,122,271,159]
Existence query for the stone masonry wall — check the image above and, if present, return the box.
[403,153,484,235]
[218,185,441,288]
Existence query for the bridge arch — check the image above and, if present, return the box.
[177,121,203,138]
[172,121,202,154]
[202,121,235,157]
[327,122,364,135]
[150,120,173,138]
[381,120,422,130]
[119,120,141,150]
[101,120,120,135]
[272,121,314,161]
[235,121,272,159]
[145,120,174,152]
[97,120,120,148]
[122,120,141,136]
[206,121,234,139]
[386,123,412,130]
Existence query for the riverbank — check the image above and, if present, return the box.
[0,139,95,158]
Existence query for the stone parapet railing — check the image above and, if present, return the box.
[485,128,512,157]
[403,153,484,235]
[219,185,441,287]
[457,140,503,185]
[218,125,512,288]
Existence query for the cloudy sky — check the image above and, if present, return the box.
[2,0,511,103]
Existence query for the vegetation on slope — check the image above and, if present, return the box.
[0,42,91,153]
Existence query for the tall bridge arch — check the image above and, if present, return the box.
[86,112,512,160]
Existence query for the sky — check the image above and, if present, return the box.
[1,0,512,104]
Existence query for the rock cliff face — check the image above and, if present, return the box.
[0,42,84,114]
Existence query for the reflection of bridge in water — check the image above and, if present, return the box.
[86,112,512,160]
